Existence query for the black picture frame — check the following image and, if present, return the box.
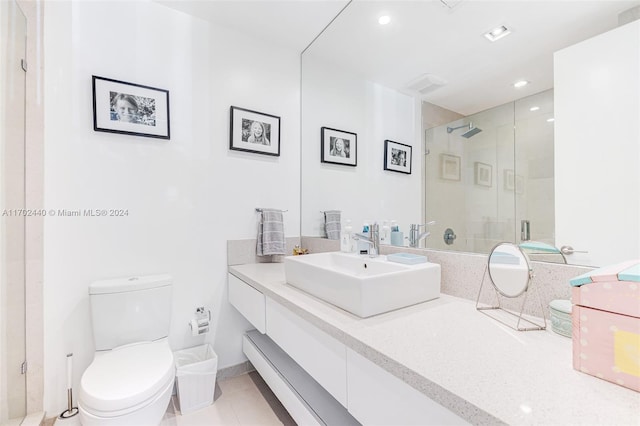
[320,127,357,166]
[92,76,170,139]
[229,106,281,156]
[384,140,412,174]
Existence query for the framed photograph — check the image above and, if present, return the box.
[475,162,492,187]
[230,106,281,156]
[321,127,357,166]
[92,76,170,139]
[384,140,412,174]
[440,154,461,181]
[504,169,515,190]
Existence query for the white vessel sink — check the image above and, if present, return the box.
[284,252,441,318]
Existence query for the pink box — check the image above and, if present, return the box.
[571,261,640,392]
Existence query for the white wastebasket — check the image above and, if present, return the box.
[174,344,218,414]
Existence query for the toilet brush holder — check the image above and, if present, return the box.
[59,389,78,419]
[59,353,78,419]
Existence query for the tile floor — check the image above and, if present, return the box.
[6,371,291,426]
[1,412,45,426]
[162,372,295,426]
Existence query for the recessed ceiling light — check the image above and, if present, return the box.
[547,118,555,122]
[378,15,391,25]
[513,80,529,88]
[530,106,540,112]
[484,25,511,42]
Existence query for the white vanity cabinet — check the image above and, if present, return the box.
[347,348,468,425]
[265,298,348,406]
[228,271,468,425]
[228,273,266,333]
[228,272,347,405]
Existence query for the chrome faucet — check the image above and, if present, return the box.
[409,221,435,248]
[353,223,380,257]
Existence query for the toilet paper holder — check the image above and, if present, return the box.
[189,307,211,336]
[195,306,210,320]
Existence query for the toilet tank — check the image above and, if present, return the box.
[89,274,172,351]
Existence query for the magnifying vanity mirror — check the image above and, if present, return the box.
[487,243,532,298]
[476,243,546,331]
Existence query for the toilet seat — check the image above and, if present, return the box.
[79,339,175,417]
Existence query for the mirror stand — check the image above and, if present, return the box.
[475,243,547,331]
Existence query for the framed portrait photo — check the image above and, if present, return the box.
[92,76,170,139]
[475,162,493,187]
[321,127,357,166]
[230,106,281,156]
[384,140,412,174]
[440,154,461,181]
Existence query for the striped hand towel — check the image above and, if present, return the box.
[257,209,285,256]
[324,210,341,240]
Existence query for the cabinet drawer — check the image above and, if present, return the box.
[347,348,468,425]
[228,274,266,333]
[266,298,347,407]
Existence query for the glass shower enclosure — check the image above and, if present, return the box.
[0,0,27,422]
[424,90,555,255]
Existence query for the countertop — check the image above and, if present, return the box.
[228,262,640,425]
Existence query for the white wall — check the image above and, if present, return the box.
[43,0,300,414]
[301,54,421,238]
[554,20,639,266]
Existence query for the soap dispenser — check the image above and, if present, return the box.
[390,220,404,246]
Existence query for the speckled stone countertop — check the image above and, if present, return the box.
[229,262,640,426]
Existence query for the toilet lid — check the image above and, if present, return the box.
[80,340,175,414]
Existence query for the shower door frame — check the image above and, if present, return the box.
[0,0,28,422]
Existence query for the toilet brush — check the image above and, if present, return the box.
[59,353,79,419]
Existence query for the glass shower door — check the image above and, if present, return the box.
[423,89,554,255]
[424,102,515,254]
[0,0,27,422]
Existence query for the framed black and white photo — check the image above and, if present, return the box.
[321,127,357,166]
[92,76,170,139]
[229,106,281,156]
[475,162,493,187]
[384,140,412,174]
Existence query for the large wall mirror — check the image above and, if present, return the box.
[301,1,639,267]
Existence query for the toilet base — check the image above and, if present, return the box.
[79,378,174,426]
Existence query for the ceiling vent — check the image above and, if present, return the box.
[439,0,465,9]
[405,73,448,97]
[618,5,640,26]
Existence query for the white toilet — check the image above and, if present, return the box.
[79,275,175,426]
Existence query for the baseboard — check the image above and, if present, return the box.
[216,360,255,381]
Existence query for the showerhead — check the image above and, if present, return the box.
[446,122,483,138]
[461,125,482,138]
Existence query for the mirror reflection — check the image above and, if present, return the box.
[424,90,554,255]
[301,1,639,267]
